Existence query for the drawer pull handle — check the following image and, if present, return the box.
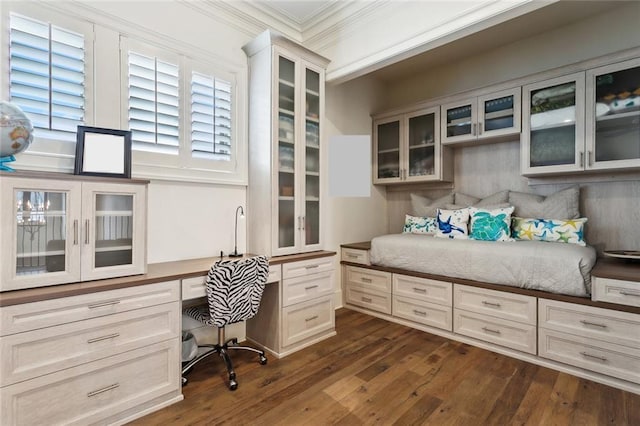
[580,352,607,362]
[87,333,120,343]
[580,320,607,329]
[412,287,427,293]
[413,310,427,316]
[305,315,318,322]
[305,285,319,291]
[620,291,640,297]
[482,301,501,308]
[88,300,120,309]
[305,265,320,269]
[482,327,501,335]
[346,254,358,258]
[362,297,372,303]
[361,278,372,283]
[87,383,120,398]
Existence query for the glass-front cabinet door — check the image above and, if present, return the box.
[0,178,81,291]
[477,88,521,139]
[586,58,640,171]
[521,72,586,175]
[303,66,321,248]
[406,107,439,182]
[276,54,297,252]
[441,100,475,144]
[80,183,146,281]
[374,116,402,184]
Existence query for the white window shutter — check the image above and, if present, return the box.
[9,13,85,142]
[191,72,232,161]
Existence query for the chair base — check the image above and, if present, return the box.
[181,329,267,391]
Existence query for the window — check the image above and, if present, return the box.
[127,51,180,154]
[9,13,85,142]
[191,72,232,161]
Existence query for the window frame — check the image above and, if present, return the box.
[1,4,94,172]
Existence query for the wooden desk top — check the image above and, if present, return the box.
[0,250,336,307]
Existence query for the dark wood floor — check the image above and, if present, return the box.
[130,308,640,425]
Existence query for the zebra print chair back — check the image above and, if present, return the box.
[205,255,269,327]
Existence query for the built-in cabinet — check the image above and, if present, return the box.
[243,31,329,256]
[373,106,452,184]
[440,87,521,145]
[0,173,147,292]
[522,57,640,175]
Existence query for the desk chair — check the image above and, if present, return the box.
[182,255,269,390]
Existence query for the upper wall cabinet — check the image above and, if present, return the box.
[243,31,329,257]
[0,173,147,291]
[373,106,452,184]
[522,57,640,175]
[440,87,521,146]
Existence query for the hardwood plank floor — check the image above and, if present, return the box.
[130,309,640,425]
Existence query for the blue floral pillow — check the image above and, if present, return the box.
[403,215,438,234]
[469,206,514,242]
[512,217,587,246]
[435,208,469,240]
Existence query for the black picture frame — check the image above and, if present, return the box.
[74,126,132,178]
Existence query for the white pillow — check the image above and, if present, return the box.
[435,208,469,240]
[402,215,438,235]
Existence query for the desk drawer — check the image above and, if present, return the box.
[592,277,640,308]
[0,302,179,386]
[393,295,452,331]
[283,271,333,307]
[454,284,536,325]
[282,296,334,347]
[0,340,180,426]
[539,299,640,349]
[539,328,640,385]
[181,264,281,301]
[282,257,334,280]
[345,285,391,315]
[0,281,180,336]
[345,266,391,293]
[454,309,537,354]
[341,248,369,265]
[394,275,452,306]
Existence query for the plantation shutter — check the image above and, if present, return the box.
[127,51,180,154]
[191,72,232,161]
[9,13,85,142]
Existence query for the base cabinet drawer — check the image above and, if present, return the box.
[454,284,536,325]
[345,285,391,315]
[282,271,333,307]
[592,277,640,308]
[341,248,370,265]
[394,275,452,306]
[345,266,392,293]
[181,264,281,300]
[393,295,452,331]
[0,302,180,386]
[0,339,180,426]
[454,309,537,355]
[539,329,640,385]
[282,296,334,347]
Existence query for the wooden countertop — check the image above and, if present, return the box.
[591,258,640,283]
[0,250,336,307]
[340,242,371,250]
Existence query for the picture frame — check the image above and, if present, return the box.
[74,126,132,178]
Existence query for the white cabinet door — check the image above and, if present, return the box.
[0,177,82,291]
[521,72,586,175]
[441,98,477,144]
[585,57,640,171]
[80,182,147,281]
[373,114,403,184]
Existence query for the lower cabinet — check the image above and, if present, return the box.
[247,255,336,358]
[0,281,182,426]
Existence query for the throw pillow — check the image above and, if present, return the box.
[454,190,509,207]
[435,208,470,240]
[410,193,454,217]
[511,217,587,246]
[509,186,580,219]
[469,206,515,242]
[402,215,438,234]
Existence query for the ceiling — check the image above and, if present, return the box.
[264,0,335,25]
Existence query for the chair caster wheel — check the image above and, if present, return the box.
[182,377,188,386]
[259,355,267,365]
[229,379,238,391]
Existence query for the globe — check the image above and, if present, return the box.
[0,101,34,171]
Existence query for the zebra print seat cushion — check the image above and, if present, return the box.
[184,255,269,327]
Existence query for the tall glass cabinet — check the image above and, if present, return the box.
[244,31,329,256]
